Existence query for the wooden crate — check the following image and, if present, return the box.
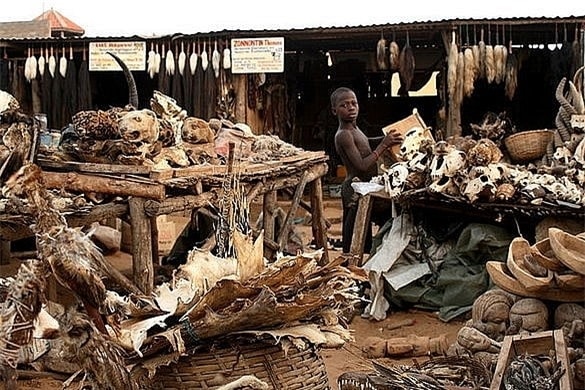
[382,108,433,161]
[490,329,573,390]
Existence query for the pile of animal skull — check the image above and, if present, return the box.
[373,124,585,207]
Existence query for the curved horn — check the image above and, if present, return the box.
[106,51,139,108]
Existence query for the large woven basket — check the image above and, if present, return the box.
[152,339,330,389]
[504,129,553,163]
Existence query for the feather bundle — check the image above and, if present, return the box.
[212,40,221,78]
[165,47,175,76]
[485,45,495,84]
[189,43,198,75]
[505,52,518,100]
[447,41,458,101]
[389,41,400,71]
[223,47,231,69]
[463,48,475,97]
[178,43,186,76]
[376,37,387,70]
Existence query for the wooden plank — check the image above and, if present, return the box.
[143,191,219,217]
[0,240,10,265]
[310,177,329,265]
[41,171,166,201]
[277,171,309,251]
[350,194,374,265]
[129,197,154,295]
[38,158,152,175]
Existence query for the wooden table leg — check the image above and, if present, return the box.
[310,177,329,265]
[0,240,10,265]
[349,194,374,266]
[129,197,154,295]
[277,172,309,251]
[263,190,277,259]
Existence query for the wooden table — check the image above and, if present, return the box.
[1,151,330,295]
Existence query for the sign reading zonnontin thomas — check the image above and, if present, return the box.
[231,37,284,74]
[89,41,146,71]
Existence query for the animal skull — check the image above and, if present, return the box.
[384,162,409,198]
[399,127,434,161]
[118,109,159,145]
[463,175,496,203]
[429,176,460,197]
[407,151,431,173]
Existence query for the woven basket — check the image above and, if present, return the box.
[504,129,553,163]
[152,340,330,389]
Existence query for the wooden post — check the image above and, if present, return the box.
[129,197,154,295]
[310,177,329,264]
[277,171,309,251]
[349,194,374,266]
[263,190,277,259]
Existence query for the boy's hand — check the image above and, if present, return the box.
[381,129,403,149]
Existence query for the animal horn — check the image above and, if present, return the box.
[106,51,139,108]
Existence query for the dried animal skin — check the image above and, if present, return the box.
[153,48,161,75]
[447,42,458,101]
[177,44,186,76]
[463,48,475,97]
[499,46,508,84]
[201,42,209,71]
[485,45,495,84]
[377,38,388,70]
[505,52,518,100]
[147,46,156,79]
[223,47,231,69]
[189,44,198,75]
[212,40,221,78]
[478,40,486,79]
[37,51,45,77]
[48,52,56,78]
[454,52,465,107]
[472,45,480,77]
[59,54,67,78]
[165,47,175,76]
[398,42,415,96]
[493,45,504,84]
[389,41,400,71]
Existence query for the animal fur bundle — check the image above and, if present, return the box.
[59,53,67,78]
[389,41,400,71]
[505,52,518,100]
[38,50,46,77]
[223,47,231,69]
[454,51,465,107]
[398,42,415,96]
[165,46,175,76]
[189,42,198,75]
[472,45,480,78]
[178,43,186,76]
[48,50,56,78]
[463,48,475,97]
[147,45,157,79]
[447,41,458,100]
[201,42,209,71]
[24,49,37,82]
[493,45,504,84]
[478,39,486,79]
[377,37,388,70]
[212,40,221,78]
[485,45,496,83]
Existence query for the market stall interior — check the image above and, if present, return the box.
[1,12,585,390]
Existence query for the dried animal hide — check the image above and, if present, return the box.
[177,44,186,76]
[398,42,415,96]
[463,48,475,97]
[201,42,209,71]
[493,45,504,84]
[485,45,496,84]
[147,45,157,79]
[472,45,480,78]
[59,53,67,79]
[389,41,400,71]
[377,37,388,70]
[37,51,45,77]
[48,50,56,78]
[165,47,175,76]
[189,43,198,75]
[223,47,231,70]
[454,52,465,108]
[447,42,458,101]
[212,40,221,78]
[505,52,518,100]
[478,39,486,79]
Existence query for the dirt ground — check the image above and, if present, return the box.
[0,194,466,389]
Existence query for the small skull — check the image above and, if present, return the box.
[118,109,159,144]
[399,127,434,161]
[463,175,496,203]
[384,162,409,198]
[429,176,460,197]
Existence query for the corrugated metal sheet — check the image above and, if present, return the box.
[0,20,51,39]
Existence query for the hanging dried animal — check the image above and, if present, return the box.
[178,42,186,76]
[201,41,209,71]
[454,51,465,107]
[485,45,495,83]
[376,34,388,70]
[147,43,156,79]
[189,42,198,75]
[212,39,221,78]
[472,44,480,78]
[165,45,175,76]
[223,43,231,70]
[59,46,67,78]
[447,38,458,102]
[493,44,504,84]
[48,47,56,78]
[389,40,400,71]
[37,48,45,77]
[398,33,415,96]
[478,29,486,79]
[505,51,518,100]
[24,47,37,82]
[463,47,475,97]
[154,44,161,75]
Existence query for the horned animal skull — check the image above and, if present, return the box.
[399,127,434,161]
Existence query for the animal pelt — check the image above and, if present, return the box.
[493,45,504,84]
[505,52,518,100]
[478,40,486,79]
[377,38,388,70]
[389,41,400,71]
[485,45,496,84]
[463,48,475,97]
[398,43,415,96]
[472,45,480,78]
[447,42,458,101]
[454,52,465,108]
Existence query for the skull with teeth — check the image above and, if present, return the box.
[463,175,496,203]
[384,162,409,198]
[399,126,435,161]
[118,109,160,155]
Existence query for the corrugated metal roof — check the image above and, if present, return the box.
[0,20,51,39]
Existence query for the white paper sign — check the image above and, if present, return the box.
[89,41,146,71]
[231,37,284,74]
